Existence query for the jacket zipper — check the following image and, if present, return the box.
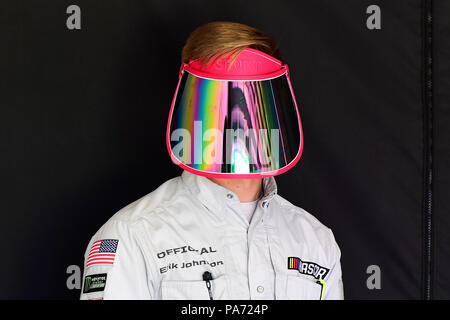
[422,0,434,300]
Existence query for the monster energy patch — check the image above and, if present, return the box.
[83,273,107,293]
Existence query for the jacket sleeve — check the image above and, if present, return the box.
[80,219,153,300]
[323,229,344,300]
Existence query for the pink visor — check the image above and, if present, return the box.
[166,48,303,178]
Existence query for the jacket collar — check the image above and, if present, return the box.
[181,170,278,219]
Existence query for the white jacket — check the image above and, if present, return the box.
[80,171,344,300]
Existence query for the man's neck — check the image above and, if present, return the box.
[208,178,263,202]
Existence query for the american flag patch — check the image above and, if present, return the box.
[87,239,119,267]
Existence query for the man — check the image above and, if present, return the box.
[80,21,344,300]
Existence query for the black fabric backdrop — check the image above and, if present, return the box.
[0,0,448,299]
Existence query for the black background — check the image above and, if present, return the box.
[0,0,449,299]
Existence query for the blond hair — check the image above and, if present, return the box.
[182,21,281,67]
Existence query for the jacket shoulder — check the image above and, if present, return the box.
[273,195,330,229]
[83,176,187,259]
[272,194,339,251]
[106,175,186,225]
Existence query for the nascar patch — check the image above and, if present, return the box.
[83,273,107,293]
[288,257,330,280]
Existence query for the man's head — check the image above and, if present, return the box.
[167,21,303,180]
[181,21,281,67]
